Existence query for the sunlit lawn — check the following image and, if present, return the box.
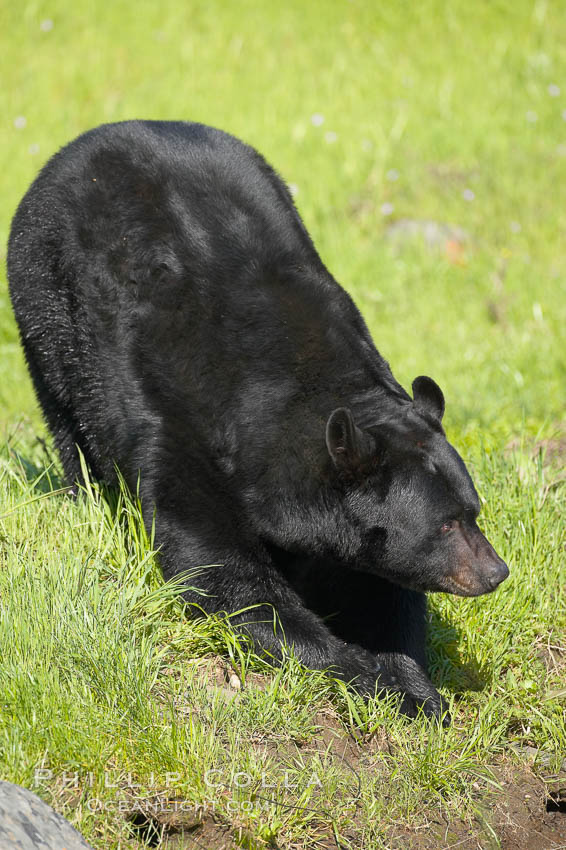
[1,1,565,847]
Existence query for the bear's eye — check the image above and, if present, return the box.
[441,520,457,533]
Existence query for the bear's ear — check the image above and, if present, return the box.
[412,376,445,422]
[326,408,373,472]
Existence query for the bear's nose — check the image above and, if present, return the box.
[487,557,509,590]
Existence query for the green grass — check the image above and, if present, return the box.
[1,1,565,847]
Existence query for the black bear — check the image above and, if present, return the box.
[7,121,508,719]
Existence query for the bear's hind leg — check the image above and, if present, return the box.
[21,340,88,487]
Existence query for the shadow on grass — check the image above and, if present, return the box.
[5,438,67,494]
[427,605,488,694]
[284,557,489,701]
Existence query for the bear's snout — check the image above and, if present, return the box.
[445,525,509,596]
[484,554,509,591]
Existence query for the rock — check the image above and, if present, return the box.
[227,672,242,691]
[0,780,93,849]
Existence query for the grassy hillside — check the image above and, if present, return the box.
[1,1,565,847]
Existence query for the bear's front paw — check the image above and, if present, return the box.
[331,644,393,697]
[399,691,450,726]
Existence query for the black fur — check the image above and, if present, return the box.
[7,121,509,719]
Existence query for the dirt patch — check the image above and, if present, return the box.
[121,661,566,849]
[383,218,470,266]
[116,710,566,849]
[490,765,566,850]
[194,658,267,700]
[506,430,566,472]
[126,771,566,850]
[534,637,566,677]
[383,765,566,850]
[428,163,481,186]
[165,816,234,849]
[535,437,566,470]
[385,218,469,250]
[127,807,235,849]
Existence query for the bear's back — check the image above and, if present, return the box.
[8,122,380,483]
[11,121,318,290]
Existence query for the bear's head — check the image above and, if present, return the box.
[325,376,509,596]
